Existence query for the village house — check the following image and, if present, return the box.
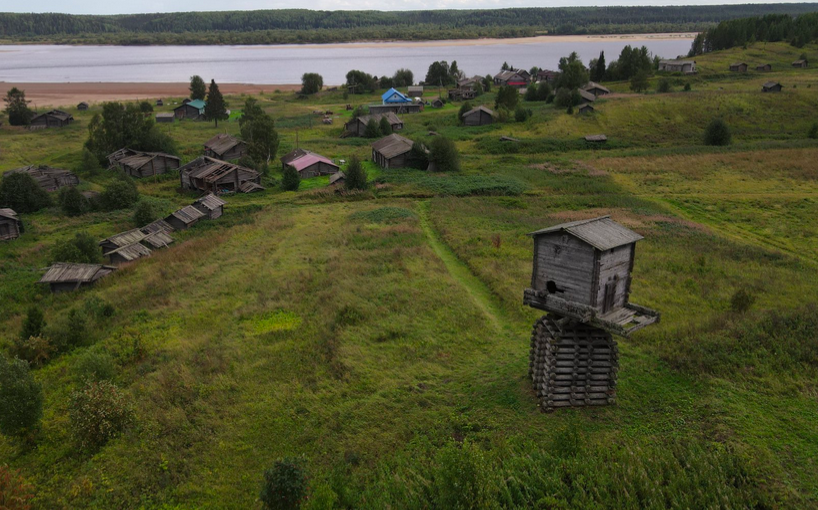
[448,76,482,101]
[39,262,116,293]
[493,70,528,88]
[408,86,424,97]
[329,172,346,187]
[582,81,611,96]
[368,103,423,115]
[0,209,23,241]
[107,148,181,178]
[578,89,596,104]
[165,205,206,231]
[792,60,808,68]
[156,112,174,123]
[382,88,412,104]
[371,134,415,169]
[179,156,261,194]
[762,81,782,93]
[204,133,247,161]
[174,99,206,120]
[343,112,403,137]
[536,69,559,83]
[462,106,494,126]
[30,109,73,128]
[756,63,772,72]
[77,102,89,111]
[577,103,595,115]
[432,98,445,108]
[729,62,748,72]
[658,59,697,74]
[281,149,340,178]
[193,193,227,219]
[5,165,79,192]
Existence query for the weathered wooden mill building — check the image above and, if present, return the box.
[0,209,23,241]
[179,157,261,194]
[5,165,79,192]
[39,263,116,293]
[523,216,659,411]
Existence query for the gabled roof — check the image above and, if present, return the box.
[529,215,643,251]
[659,59,694,65]
[371,134,415,160]
[280,148,309,166]
[108,148,179,170]
[0,208,19,221]
[329,171,346,185]
[204,134,244,155]
[382,88,411,104]
[168,205,206,225]
[762,81,781,89]
[578,103,595,111]
[351,112,402,127]
[39,263,116,284]
[179,99,206,110]
[578,89,596,103]
[286,151,338,173]
[180,157,260,184]
[239,181,265,193]
[32,109,73,122]
[141,218,174,234]
[583,81,610,94]
[464,105,494,117]
[792,60,807,64]
[730,62,747,67]
[5,165,77,190]
[100,228,147,250]
[106,242,152,262]
[195,193,227,211]
[142,230,174,249]
[78,102,89,107]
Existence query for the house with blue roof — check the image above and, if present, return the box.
[174,99,206,120]
[382,88,411,105]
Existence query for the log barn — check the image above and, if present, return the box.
[39,263,116,293]
[30,110,73,128]
[582,81,610,96]
[578,89,596,104]
[792,60,808,68]
[204,134,247,161]
[155,112,174,123]
[174,99,206,120]
[762,82,782,92]
[193,193,227,219]
[107,148,181,179]
[368,104,422,115]
[165,205,206,231]
[462,106,494,126]
[577,103,595,114]
[280,149,339,178]
[657,59,696,74]
[5,165,79,192]
[77,102,89,111]
[179,157,261,194]
[0,209,23,241]
[329,172,346,187]
[343,112,403,137]
[729,62,748,72]
[371,134,415,169]
[756,64,772,72]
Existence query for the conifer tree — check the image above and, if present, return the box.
[204,80,228,128]
[344,155,367,191]
[281,165,300,191]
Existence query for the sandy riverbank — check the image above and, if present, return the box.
[0,82,302,108]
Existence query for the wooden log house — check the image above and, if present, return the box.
[107,148,181,179]
[371,134,415,169]
[203,134,247,161]
[30,110,73,128]
[39,263,116,293]
[179,157,261,194]
[0,209,23,241]
[5,165,79,192]
[462,106,494,126]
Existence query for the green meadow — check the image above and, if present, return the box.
[1,41,818,508]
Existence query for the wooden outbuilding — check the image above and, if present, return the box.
[523,215,659,335]
[762,81,782,93]
[165,205,206,231]
[584,134,607,143]
[30,110,73,128]
[462,106,494,126]
[792,60,808,68]
[280,149,339,178]
[448,78,479,101]
[155,112,174,123]
[99,228,148,256]
[179,157,261,194]
[77,102,89,111]
[408,86,424,97]
[156,99,164,106]
[39,263,116,293]
[5,165,79,191]
[204,134,247,161]
[104,242,152,265]
[368,104,422,115]
[658,59,696,74]
[577,103,595,114]
[193,193,227,219]
[729,62,748,72]
[578,89,596,104]
[174,99,206,120]
[494,70,528,88]
[582,81,610,96]
[329,172,346,187]
[432,98,444,108]
[107,148,181,179]
[239,181,265,193]
[0,208,23,241]
[371,134,415,169]
[142,218,174,235]
[756,64,772,72]
[343,112,403,137]
[536,69,559,83]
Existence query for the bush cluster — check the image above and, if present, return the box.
[69,380,135,451]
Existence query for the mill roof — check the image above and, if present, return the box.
[204,133,243,155]
[195,193,227,211]
[168,205,206,225]
[39,262,115,284]
[100,228,147,250]
[578,89,596,102]
[371,134,415,160]
[106,242,152,262]
[529,215,643,251]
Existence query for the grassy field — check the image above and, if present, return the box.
[1,41,818,508]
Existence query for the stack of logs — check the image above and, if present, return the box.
[529,315,618,412]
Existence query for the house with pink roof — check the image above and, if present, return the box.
[280,149,340,178]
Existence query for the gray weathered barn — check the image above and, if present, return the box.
[762,81,782,93]
[493,70,529,87]
[584,134,607,143]
[462,106,494,126]
[5,165,79,192]
[165,205,206,231]
[577,103,595,114]
[408,86,424,97]
[432,98,444,108]
[204,134,247,161]
[756,63,772,72]
[582,81,610,96]
[343,112,403,137]
[30,110,74,128]
[657,59,696,74]
[179,157,261,194]
[107,148,181,178]
[193,193,227,219]
[367,104,422,115]
[578,89,596,105]
[792,60,808,68]
[155,112,174,123]
[280,149,340,178]
[0,209,23,241]
[371,134,415,169]
[77,102,89,111]
[329,171,346,187]
[536,69,559,82]
[729,62,748,72]
[39,263,116,293]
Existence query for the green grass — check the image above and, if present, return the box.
[1,42,818,508]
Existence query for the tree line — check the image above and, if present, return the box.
[689,12,818,55]
[2,5,818,44]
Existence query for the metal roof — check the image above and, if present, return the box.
[529,215,643,251]
[371,134,414,160]
[39,263,116,284]
[195,193,227,211]
[382,88,411,104]
[204,134,244,156]
[287,152,338,173]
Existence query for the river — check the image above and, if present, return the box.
[0,35,695,85]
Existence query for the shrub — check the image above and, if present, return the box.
[260,458,309,510]
[378,116,392,136]
[567,105,574,115]
[11,336,55,368]
[19,307,45,342]
[50,309,88,352]
[69,380,135,451]
[50,232,101,264]
[58,186,90,217]
[657,78,671,93]
[428,137,460,172]
[554,88,573,108]
[431,441,494,509]
[684,82,692,92]
[808,122,818,139]
[0,464,35,509]
[457,102,472,124]
[132,200,155,227]
[730,288,756,313]
[704,118,731,146]
[281,165,300,191]
[0,172,52,213]
[84,296,115,319]
[514,106,531,122]
[98,178,139,211]
[344,155,367,191]
[138,101,153,113]
[0,356,43,439]
[363,118,380,138]
[78,147,102,176]
[72,350,117,383]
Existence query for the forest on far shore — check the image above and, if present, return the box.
[1,4,818,45]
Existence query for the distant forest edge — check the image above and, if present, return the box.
[1,4,818,45]
[690,12,818,55]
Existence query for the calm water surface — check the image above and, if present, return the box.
[0,38,694,84]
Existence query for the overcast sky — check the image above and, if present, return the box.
[3,0,809,15]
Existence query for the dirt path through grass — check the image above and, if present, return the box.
[416,200,513,335]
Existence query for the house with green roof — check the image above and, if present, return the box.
[174,99,206,120]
